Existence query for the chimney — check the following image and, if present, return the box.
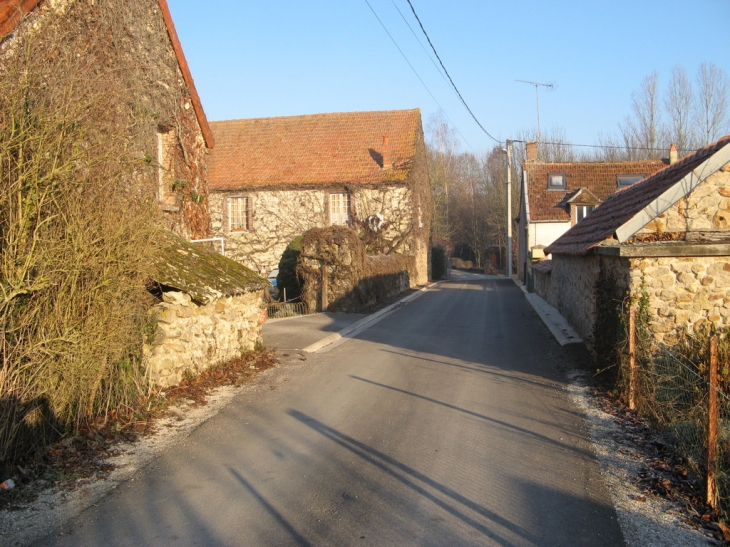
[382,136,392,170]
[669,143,678,164]
[526,141,538,162]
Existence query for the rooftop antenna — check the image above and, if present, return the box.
[516,79,553,144]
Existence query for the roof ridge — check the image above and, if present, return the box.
[209,108,421,125]
[545,135,730,256]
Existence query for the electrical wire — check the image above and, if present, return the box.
[374,1,689,156]
[363,0,478,153]
[389,0,449,87]
[405,0,500,143]
[511,139,698,154]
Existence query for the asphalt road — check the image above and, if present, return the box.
[32,274,624,546]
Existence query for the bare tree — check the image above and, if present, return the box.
[621,72,667,159]
[665,65,697,152]
[449,153,489,268]
[696,62,729,145]
[426,112,460,245]
[512,126,579,166]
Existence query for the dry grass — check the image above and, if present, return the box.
[0,3,173,469]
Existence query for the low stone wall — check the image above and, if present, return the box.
[547,254,603,342]
[298,226,412,313]
[144,290,264,388]
[628,256,730,344]
[531,260,553,302]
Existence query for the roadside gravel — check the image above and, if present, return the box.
[566,370,716,547]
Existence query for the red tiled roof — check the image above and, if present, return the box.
[208,109,422,190]
[0,0,40,38]
[0,0,214,149]
[525,159,666,221]
[545,136,730,256]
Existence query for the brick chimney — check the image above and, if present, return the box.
[669,143,678,164]
[526,141,538,162]
[382,136,391,169]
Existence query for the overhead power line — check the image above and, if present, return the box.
[405,0,499,143]
[389,0,449,87]
[362,0,477,153]
[511,139,697,154]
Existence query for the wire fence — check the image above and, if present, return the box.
[626,307,730,516]
[266,300,308,320]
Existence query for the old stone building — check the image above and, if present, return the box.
[207,109,431,286]
[0,0,215,237]
[518,141,666,284]
[535,136,730,347]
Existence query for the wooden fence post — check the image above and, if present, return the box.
[321,262,328,312]
[629,306,637,411]
[708,334,719,510]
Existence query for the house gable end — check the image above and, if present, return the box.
[1,0,213,149]
[616,142,730,242]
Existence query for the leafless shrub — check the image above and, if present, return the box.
[0,1,187,466]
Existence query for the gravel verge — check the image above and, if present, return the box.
[566,369,717,547]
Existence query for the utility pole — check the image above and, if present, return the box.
[517,80,553,144]
[506,140,513,278]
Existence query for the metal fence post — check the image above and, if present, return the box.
[708,334,719,510]
[321,262,328,312]
[629,306,637,411]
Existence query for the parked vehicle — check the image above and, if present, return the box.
[267,268,279,298]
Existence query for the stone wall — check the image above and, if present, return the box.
[210,182,427,284]
[298,226,413,313]
[531,260,553,303]
[628,256,730,344]
[635,167,730,237]
[546,254,602,342]
[144,290,264,388]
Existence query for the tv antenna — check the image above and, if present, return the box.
[517,80,553,143]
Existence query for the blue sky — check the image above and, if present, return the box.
[168,0,730,154]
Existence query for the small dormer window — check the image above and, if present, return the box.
[548,173,566,190]
[575,205,594,223]
[617,174,645,187]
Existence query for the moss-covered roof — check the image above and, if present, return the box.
[153,231,267,304]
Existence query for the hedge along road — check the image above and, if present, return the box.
[32,273,624,547]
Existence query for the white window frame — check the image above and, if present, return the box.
[575,204,594,223]
[548,173,566,190]
[329,192,351,226]
[228,196,249,232]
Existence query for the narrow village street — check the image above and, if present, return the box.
[31,273,624,547]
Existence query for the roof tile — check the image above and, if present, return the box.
[545,136,730,256]
[526,159,666,221]
[208,109,421,189]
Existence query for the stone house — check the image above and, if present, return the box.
[0,0,215,238]
[536,136,730,347]
[207,109,431,286]
[518,141,666,284]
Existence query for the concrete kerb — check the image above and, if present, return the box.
[512,278,583,346]
[303,282,444,354]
